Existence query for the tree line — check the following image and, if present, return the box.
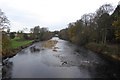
[0,3,120,57]
[0,9,55,56]
[29,26,54,41]
[59,4,120,46]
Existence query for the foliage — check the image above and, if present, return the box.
[2,32,11,55]
[17,31,24,40]
[10,32,15,39]
[96,13,111,43]
[59,28,69,40]
[59,3,119,45]
[0,9,9,30]
[86,42,120,58]
[58,3,120,61]
[0,9,11,56]
[113,17,120,41]
[23,33,29,40]
[95,4,114,43]
[38,27,48,40]
[30,26,53,41]
[41,31,54,41]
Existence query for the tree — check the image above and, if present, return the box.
[96,4,113,18]
[7,28,10,33]
[96,13,110,43]
[81,14,92,27]
[23,33,29,40]
[39,27,48,40]
[10,32,15,39]
[0,9,9,31]
[113,17,120,41]
[0,9,11,56]
[67,19,91,45]
[30,26,52,41]
[33,26,40,39]
[2,31,11,56]
[95,4,114,43]
[30,28,34,33]
[42,31,54,40]
[59,4,114,45]
[59,28,69,40]
[34,26,40,34]
[68,23,76,41]
[17,30,24,40]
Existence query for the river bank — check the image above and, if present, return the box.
[2,40,36,59]
[2,39,58,59]
[85,42,120,64]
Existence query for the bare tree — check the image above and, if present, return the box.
[0,9,10,31]
[81,13,96,27]
[96,4,113,17]
[81,14,89,26]
[92,4,114,44]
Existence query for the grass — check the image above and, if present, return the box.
[85,42,105,53]
[11,37,33,49]
[85,42,120,61]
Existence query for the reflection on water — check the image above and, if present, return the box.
[2,37,120,78]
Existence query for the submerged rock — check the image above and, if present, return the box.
[62,61,67,65]
[53,49,57,52]
[75,49,80,53]
[30,46,40,52]
[54,47,59,49]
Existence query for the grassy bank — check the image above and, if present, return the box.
[11,37,33,49]
[2,37,34,59]
[85,42,120,61]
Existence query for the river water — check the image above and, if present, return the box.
[2,37,120,78]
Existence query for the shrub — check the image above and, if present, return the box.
[10,32,15,39]
[2,32,11,56]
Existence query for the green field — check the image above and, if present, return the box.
[11,37,33,49]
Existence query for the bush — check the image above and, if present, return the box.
[2,32,11,56]
[40,32,54,41]
[10,32,15,39]
[85,42,105,53]
[23,33,29,40]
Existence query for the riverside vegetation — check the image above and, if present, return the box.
[0,3,120,62]
[58,4,120,61]
[1,25,54,59]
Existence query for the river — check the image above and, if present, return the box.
[2,37,120,78]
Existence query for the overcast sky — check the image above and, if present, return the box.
[0,0,119,32]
